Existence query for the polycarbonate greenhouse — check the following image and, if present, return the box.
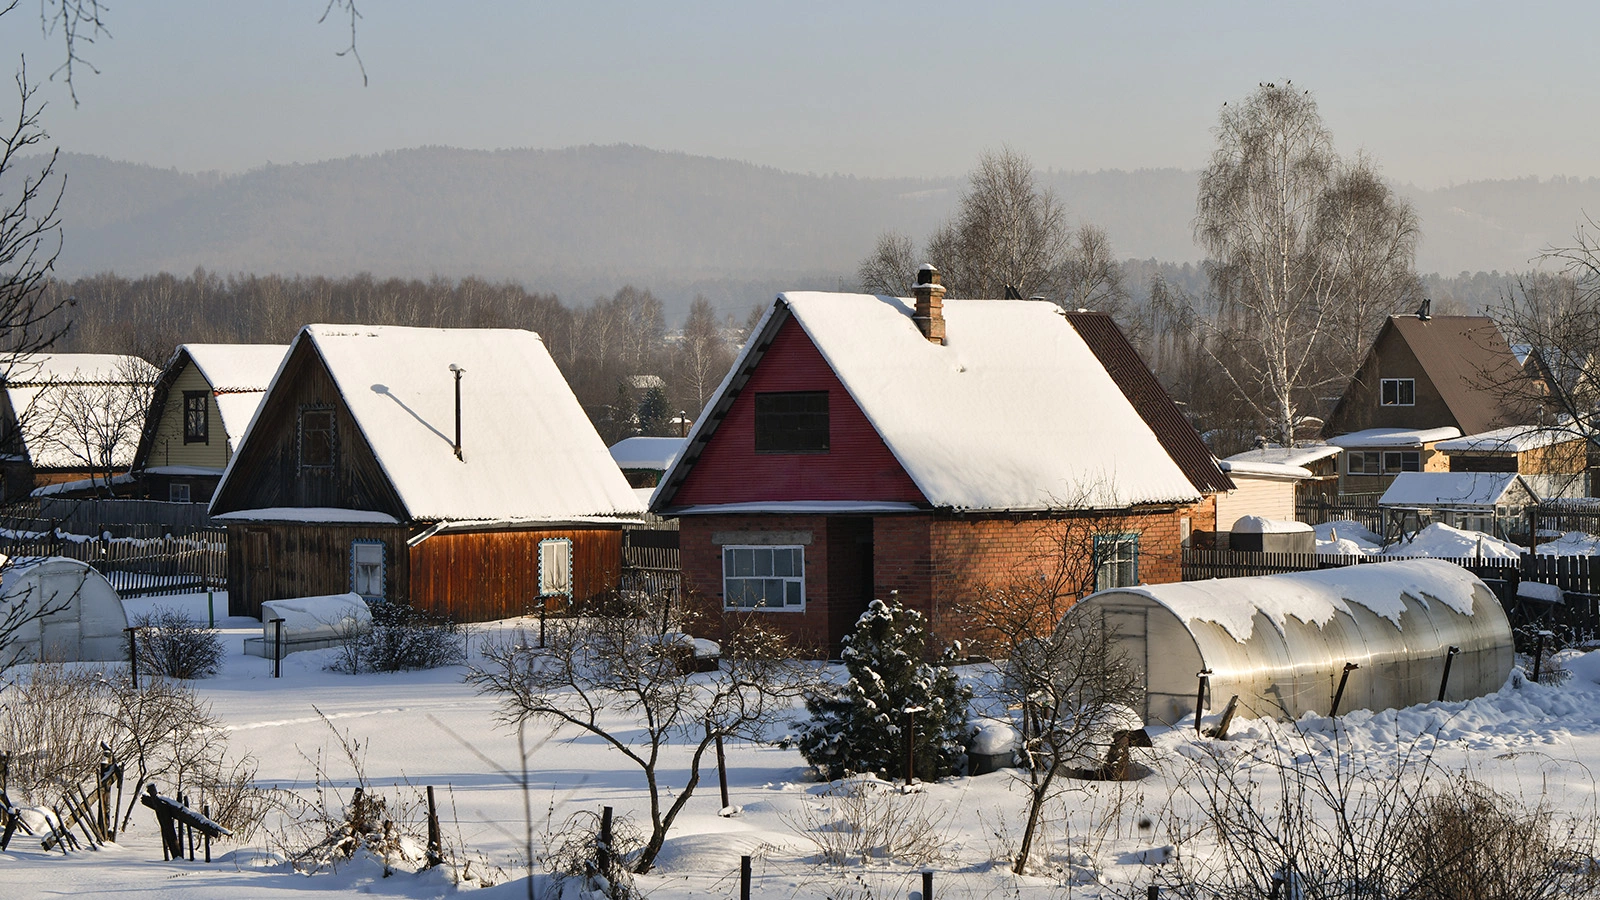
[0,557,126,664]
[1071,558,1514,725]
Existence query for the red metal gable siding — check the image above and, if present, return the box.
[672,317,926,506]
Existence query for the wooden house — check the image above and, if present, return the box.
[131,343,289,504]
[1434,425,1589,499]
[1324,312,1536,496]
[651,269,1227,654]
[0,353,161,502]
[210,325,645,622]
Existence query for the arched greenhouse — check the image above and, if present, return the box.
[1071,558,1514,725]
[0,557,127,664]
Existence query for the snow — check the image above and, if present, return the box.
[1378,471,1532,507]
[1384,523,1522,559]
[141,465,225,476]
[1230,515,1312,534]
[1517,580,1563,603]
[1223,444,1342,468]
[1118,558,1485,642]
[1537,531,1600,556]
[970,721,1019,755]
[1327,426,1462,448]
[672,500,926,515]
[260,593,372,641]
[668,293,1201,512]
[216,325,645,523]
[178,344,289,393]
[3,353,160,470]
[213,393,268,452]
[1216,459,1312,479]
[17,597,1600,899]
[212,507,402,524]
[1434,424,1584,453]
[609,436,687,470]
[30,472,136,496]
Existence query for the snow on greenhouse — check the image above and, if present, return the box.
[1071,558,1513,725]
[0,557,126,664]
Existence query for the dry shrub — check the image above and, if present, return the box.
[783,776,950,866]
[132,607,225,680]
[0,664,111,801]
[543,807,643,900]
[327,603,465,674]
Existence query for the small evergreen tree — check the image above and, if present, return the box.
[798,598,971,781]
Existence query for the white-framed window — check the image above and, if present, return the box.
[1094,533,1140,592]
[722,545,804,611]
[168,482,191,503]
[1380,378,1415,406]
[351,540,385,599]
[539,538,573,597]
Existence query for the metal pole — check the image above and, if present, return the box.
[1437,646,1460,702]
[740,854,751,900]
[207,591,214,628]
[923,869,934,900]
[715,727,730,811]
[1533,630,1552,683]
[904,709,917,786]
[125,627,141,690]
[203,803,211,862]
[273,618,285,678]
[1195,669,1212,734]
[1331,662,1359,717]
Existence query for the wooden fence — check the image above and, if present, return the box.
[1182,548,1600,649]
[0,527,227,598]
[620,528,680,600]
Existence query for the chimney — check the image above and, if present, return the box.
[448,363,465,460]
[912,264,946,345]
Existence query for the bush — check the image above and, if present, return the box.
[782,775,950,866]
[132,606,225,679]
[329,603,465,674]
[797,598,970,782]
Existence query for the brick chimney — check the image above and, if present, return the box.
[911,264,946,345]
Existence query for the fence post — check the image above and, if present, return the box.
[1533,630,1552,683]
[740,854,751,900]
[425,785,442,867]
[597,805,613,875]
[124,626,142,690]
[207,591,214,629]
[272,618,285,678]
[922,868,933,900]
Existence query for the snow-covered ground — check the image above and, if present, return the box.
[1314,520,1524,559]
[6,593,1600,898]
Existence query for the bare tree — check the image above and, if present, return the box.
[672,296,734,418]
[857,230,917,296]
[1192,82,1421,446]
[466,608,812,873]
[924,147,1071,300]
[25,356,158,495]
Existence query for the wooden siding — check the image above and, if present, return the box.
[408,526,623,622]
[145,360,231,470]
[671,317,926,507]
[226,522,410,619]
[1215,475,1298,527]
[1330,326,1457,435]
[210,340,406,518]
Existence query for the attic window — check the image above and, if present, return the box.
[183,391,209,444]
[754,392,829,454]
[1380,378,1415,406]
[298,406,336,472]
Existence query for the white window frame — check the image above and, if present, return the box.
[1380,378,1415,406]
[351,539,386,599]
[1094,532,1140,592]
[539,538,573,597]
[722,544,805,611]
[168,482,191,503]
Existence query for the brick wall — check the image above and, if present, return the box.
[679,514,835,653]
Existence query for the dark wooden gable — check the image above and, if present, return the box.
[210,338,407,519]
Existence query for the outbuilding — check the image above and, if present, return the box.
[1071,559,1513,725]
[0,557,127,664]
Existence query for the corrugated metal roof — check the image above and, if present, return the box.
[1064,311,1235,495]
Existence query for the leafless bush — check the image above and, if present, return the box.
[543,807,643,900]
[782,776,951,867]
[327,603,465,674]
[132,607,225,679]
[0,664,112,802]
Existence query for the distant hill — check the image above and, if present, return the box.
[28,145,1600,318]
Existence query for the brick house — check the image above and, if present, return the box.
[651,269,1226,654]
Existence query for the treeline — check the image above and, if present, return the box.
[43,270,756,445]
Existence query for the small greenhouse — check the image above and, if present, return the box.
[1071,558,1513,725]
[0,557,126,664]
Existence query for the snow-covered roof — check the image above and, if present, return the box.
[1327,427,1462,448]
[1231,515,1313,534]
[1217,459,1313,479]
[609,436,686,471]
[1224,444,1342,468]
[212,507,402,524]
[1434,424,1585,453]
[1378,472,1535,508]
[219,325,644,523]
[663,293,1200,511]
[1116,558,1485,643]
[4,353,160,470]
[179,344,289,450]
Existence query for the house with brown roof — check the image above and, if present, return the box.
[651,269,1228,654]
[1323,312,1537,497]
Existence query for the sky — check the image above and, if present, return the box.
[0,1,1594,188]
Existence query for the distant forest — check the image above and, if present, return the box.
[40,265,1524,447]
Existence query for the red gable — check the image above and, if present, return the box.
[670,316,926,507]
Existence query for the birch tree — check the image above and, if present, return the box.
[1193,82,1420,446]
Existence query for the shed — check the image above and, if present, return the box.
[1228,516,1314,553]
[1071,559,1513,725]
[0,557,126,664]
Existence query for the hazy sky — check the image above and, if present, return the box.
[1,1,1593,187]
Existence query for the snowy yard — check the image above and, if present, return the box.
[6,593,1600,898]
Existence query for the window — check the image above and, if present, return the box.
[1347,451,1380,476]
[183,391,209,444]
[539,538,573,597]
[351,540,385,599]
[754,392,829,454]
[722,545,804,610]
[1094,533,1140,592]
[168,482,191,503]
[299,406,335,471]
[1380,378,1415,406]
[1382,450,1422,474]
